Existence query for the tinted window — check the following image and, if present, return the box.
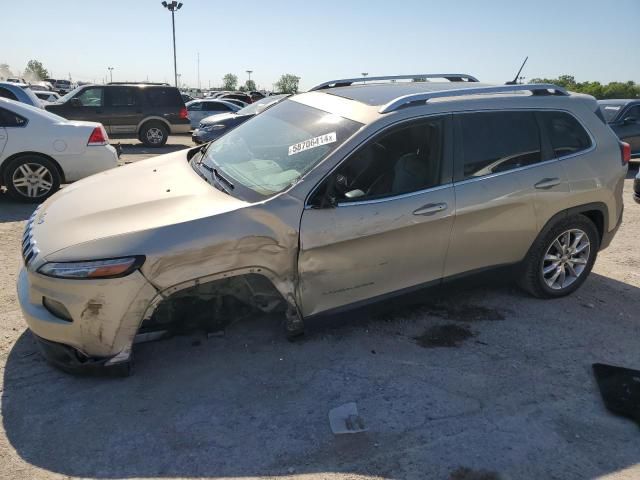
[623,105,640,122]
[0,108,27,127]
[74,87,103,107]
[145,87,182,107]
[539,111,591,157]
[187,102,203,111]
[332,118,445,201]
[205,102,230,111]
[0,87,18,101]
[458,111,542,179]
[106,87,137,107]
[600,103,624,122]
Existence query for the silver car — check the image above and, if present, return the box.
[185,99,240,128]
[17,74,628,375]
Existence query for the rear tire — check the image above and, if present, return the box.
[518,214,599,298]
[3,154,61,203]
[140,121,168,147]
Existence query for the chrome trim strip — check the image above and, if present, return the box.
[336,184,452,207]
[310,73,479,91]
[379,84,569,114]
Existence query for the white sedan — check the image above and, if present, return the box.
[0,98,119,202]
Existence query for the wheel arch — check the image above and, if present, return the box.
[136,116,171,134]
[534,202,608,253]
[0,151,66,184]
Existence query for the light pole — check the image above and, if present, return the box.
[246,70,253,89]
[107,67,114,83]
[177,74,182,88]
[161,1,183,88]
[361,72,368,84]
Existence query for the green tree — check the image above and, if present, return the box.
[530,75,640,99]
[275,74,300,94]
[24,59,49,81]
[244,79,256,91]
[222,73,238,91]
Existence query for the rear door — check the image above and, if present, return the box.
[0,107,28,157]
[103,86,140,134]
[298,116,455,316]
[445,110,567,277]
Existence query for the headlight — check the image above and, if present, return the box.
[38,257,145,280]
[203,124,226,132]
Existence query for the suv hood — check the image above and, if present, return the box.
[29,149,248,262]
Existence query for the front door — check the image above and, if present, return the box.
[298,116,455,317]
[50,86,108,126]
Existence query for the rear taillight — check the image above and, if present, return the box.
[179,107,189,119]
[621,142,631,165]
[87,126,108,146]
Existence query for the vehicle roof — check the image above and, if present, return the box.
[0,81,29,88]
[324,81,496,106]
[597,99,639,106]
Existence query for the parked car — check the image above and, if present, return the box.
[0,82,43,108]
[6,77,25,83]
[34,91,61,103]
[221,98,248,109]
[16,74,627,375]
[192,94,288,144]
[249,91,265,101]
[599,100,640,160]
[181,93,194,103]
[185,99,240,129]
[0,98,118,202]
[634,170,640,203]
[45,83,190,146]
[53,79,73,94]
[220,92,253,104]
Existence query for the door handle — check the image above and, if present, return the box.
[413,202,448,216]
[534,178,561,189]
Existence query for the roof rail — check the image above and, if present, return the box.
[378,83,569,113]
[310,74,479,91]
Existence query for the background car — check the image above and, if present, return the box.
[0,82,43,108]
[0,98,119,202]
[192,94,288,144]
[185,99,240,128]
[219,92,253,104]
[181,93,194,103]
[34,91,61,104]
[221,98,248,109]
[599,99,640,160]
[45,83,190,146]
[53,79,73,94]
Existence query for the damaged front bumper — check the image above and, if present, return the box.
[17,267,157,374]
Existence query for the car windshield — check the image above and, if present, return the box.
[599,102,625,122]
[199,99,362,197]
[237,95,287,116]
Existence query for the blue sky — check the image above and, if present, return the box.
[3,0,639,90]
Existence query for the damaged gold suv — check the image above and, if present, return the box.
[17,74,628,375]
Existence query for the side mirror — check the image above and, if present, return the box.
[345,189,365,199]
[70,98,82,107]
[623,116,638,125]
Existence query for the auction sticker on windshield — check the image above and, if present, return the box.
[288,132,337,156]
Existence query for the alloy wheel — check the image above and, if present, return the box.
[11,163,54,199]
[542,229,590,290]
[146,127,164,144]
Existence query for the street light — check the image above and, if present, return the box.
[107,67,114,83]
[161,1,183,88]
[361,72,368,84]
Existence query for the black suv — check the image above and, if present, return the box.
[598,99,640,159]
[45,83,190,146]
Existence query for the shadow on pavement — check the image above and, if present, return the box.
[3,272,640,478]
[0,193,37,223]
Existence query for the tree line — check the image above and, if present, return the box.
[1,60,49,82]
[222,73,300,94]
[530,75,639,99]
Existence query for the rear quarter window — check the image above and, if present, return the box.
[145,88,183,108]
[0,87,18,101]
[539,111,592,158]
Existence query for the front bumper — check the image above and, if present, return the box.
[17,267,157,372]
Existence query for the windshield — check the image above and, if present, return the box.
[58,86,85,103]
[599,102,624,122]
[199,100,362,197]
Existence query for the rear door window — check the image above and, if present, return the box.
[0,107,27,127]
[205,102,231,111]
[539,111,592,158]
[106,87,137,107]
[0,87,18,101]
[145,87,182,107]
[457,111,543,179]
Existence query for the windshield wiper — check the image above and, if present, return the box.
[212,168,235,190]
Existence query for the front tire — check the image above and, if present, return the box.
[3,155,61,203]
[140,122,168,147]
[519,215,600,298]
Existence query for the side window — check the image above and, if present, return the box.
[0,107,27,127]
[106,87,137,107]
[146,87,182,107]
[187,102,203,111]
[210,102,230,111]
[458,111,542,179]
[74,87,103,107]
[539,111,592,158]
[0,87,18,101]
[623,105,640,122]
[328,118,445,203]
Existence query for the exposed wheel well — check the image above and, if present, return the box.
[0,151,65,185]
[581,209,604,242]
